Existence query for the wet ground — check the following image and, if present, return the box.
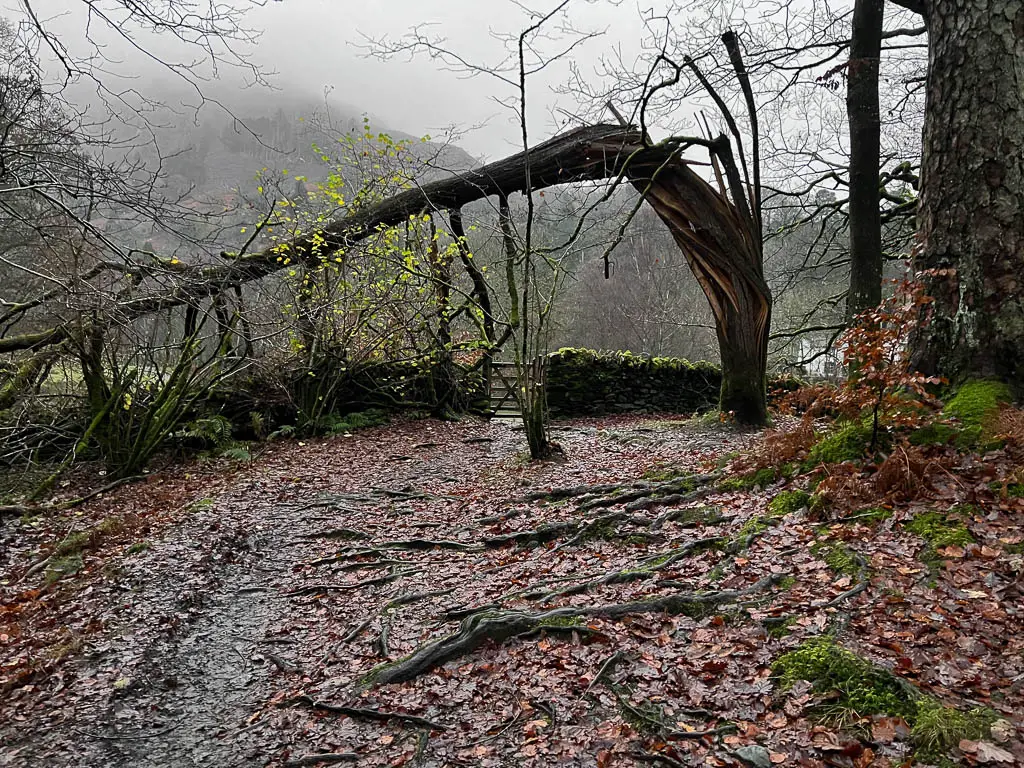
[2,415,1021,767]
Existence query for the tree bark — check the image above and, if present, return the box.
[846,0,885,318]
[911,0,1024,391]
[632,141,771,425]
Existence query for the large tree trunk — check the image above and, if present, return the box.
[633,139,771,426]
[846,0,885,318]
[911,0,1024,390]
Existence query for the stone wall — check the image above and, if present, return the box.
[545,348,721,417]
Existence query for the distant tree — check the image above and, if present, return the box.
[846,0,885,317]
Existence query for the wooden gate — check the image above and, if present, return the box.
[488,358,547,419]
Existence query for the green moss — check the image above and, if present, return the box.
[812,542,861,576]
[1007,483,1024,499]
[706,561,729,583]
[808,493,830,517]
[716,451,741,469]
[45,554,84,585]
[717,475,751,492]
[764,616,797,638]
[716,465,792,493]
[943,379,1012,449]
[54,531,90,557]
[738,515,771,539]
[772,637,917,720]
[905,510,973,571]
[912,699,996,761]
[126,541,150,555]
[768,490,811,517]
[581,520,618,542]
[908,422,956,447]
[805,421,876,467]
[905,510,974,549]
[538,615,585,628]
[642,464,681,481]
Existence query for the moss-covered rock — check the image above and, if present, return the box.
[773,639,998,763]
[804,421,876,467]
[943,379,1013,450]
[772,637,917,720]
[912,699,997,762]
[768,490,811,516]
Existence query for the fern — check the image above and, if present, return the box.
[183,415,234,447]
[268,424,296,440]
[218,445,251,462]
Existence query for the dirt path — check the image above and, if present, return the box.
[3,415,1022,767]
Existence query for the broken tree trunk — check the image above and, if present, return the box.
[2,124,770,422]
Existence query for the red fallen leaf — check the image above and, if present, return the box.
[854,747,875,767]
[871,717,897,743]
[895,656,916,671]
[702,660,728,674]
[597,748,613,768]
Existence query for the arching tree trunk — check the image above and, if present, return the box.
[911,0,1024,390]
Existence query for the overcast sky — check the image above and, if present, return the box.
[16,0,734,159]
[245,0,650,157]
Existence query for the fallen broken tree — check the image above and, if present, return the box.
[3,121,770,421]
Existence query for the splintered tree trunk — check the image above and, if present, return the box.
[845,0,884,318]
[634,147,771,426]
[717,296,770,425]
[911,0,1024,389]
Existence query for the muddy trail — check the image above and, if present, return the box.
[2,415,1023,767]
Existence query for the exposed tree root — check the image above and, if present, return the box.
[288,694,448,730]
[284,568,415,597]
[817,581,869,609]
[363,574,786,686]
[532,536,725,603]
[283,753,359,767]
[301,528,369,541]
[0,475,145,521]
[519,481,649,502]
[386,587,455,609]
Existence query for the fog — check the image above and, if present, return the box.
[19,0,725,159]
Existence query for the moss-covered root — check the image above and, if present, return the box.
[943,379,1013,449]
[363,574,787,686]
[532,535,726,603]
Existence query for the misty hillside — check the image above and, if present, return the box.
[146,86,479,204]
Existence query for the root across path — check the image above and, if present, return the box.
[2,415,1022,768]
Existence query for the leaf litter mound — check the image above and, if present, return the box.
[1,414,1022,767]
